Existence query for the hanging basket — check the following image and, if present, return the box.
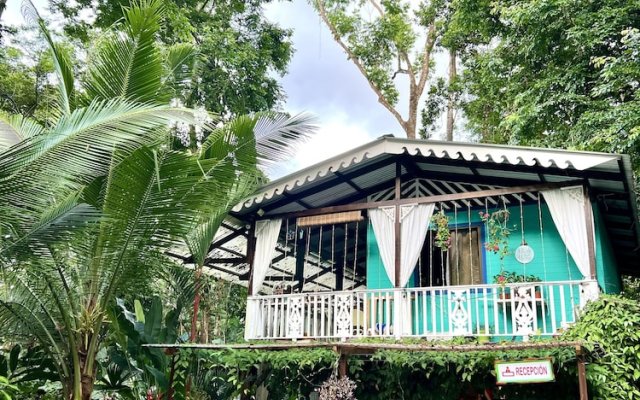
[431,211,451,251]
[318,375,357,400]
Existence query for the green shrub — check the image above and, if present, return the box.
[563,295,640,399]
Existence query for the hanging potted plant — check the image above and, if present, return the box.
[319,375,357,400]
[431,210,451,250]
[480,209,512,261]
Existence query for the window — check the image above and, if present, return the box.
[418,227,483,287]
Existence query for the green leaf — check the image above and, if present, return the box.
[144,297,163,341]
[134,300,145,323]
[8,345,20,374]
[146,365,169,392]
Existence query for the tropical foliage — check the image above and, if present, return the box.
[461,0,640,173]
[0,1,313,399]
[51,0,293,118]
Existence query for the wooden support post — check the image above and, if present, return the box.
[394,162,401,288]
[338,353,348,378]
[294,228,305,291]
[335,252,344,291]
[583,185,597,280]
[576,346,589,400]
[246,221,256,296]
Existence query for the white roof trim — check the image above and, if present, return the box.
[234,138,622,212]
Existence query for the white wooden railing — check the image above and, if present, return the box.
[245,280,599,341]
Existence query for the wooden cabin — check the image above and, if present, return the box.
[202,137,639,342]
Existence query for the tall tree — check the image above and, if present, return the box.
[0,1,313,399]
[0,0,7,40]
[0,34,59,121]
[314,0,446,139]
[51,0,293,118]
[462,0,640,171]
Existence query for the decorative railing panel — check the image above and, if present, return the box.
[245,280,598,341]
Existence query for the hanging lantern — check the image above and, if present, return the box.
[515,241,535,264]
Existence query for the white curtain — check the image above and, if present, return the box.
[244,299,257,340]
[541,187,593,279]
[399,203,436,287]
[251,219,283,294]
[368,206,397,285]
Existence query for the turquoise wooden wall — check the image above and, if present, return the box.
[366,202,621,293]
[365,202,621,338]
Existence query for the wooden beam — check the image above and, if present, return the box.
[268,265,334,291]
[184,223,247,263]
[144,340,585,353]
[258,156,397,213]
[584,186,597,279]
[201,263,245,278]
[335,170,363,192]
[260,180,584,220]
[246,221,256,295]
[205,257,246,265]
[394,162,401,288]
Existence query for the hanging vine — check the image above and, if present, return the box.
[480,209,512,263]
[431,210,451,250]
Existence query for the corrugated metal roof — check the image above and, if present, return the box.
[225,137,638,276]
[234,137,622,212]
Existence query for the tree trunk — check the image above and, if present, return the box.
[0,0,6,23]
[166,352,177,400]
[446,49,457,141]
[190,265,203,342]
[186,265,203,398]
[80,373,95,400]
[406,91,419,139]
[69,347,96,400]
[0,0,6,42]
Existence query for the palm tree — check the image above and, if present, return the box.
[0,1,314,399]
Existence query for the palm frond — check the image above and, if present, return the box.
[164,43,199,96]
[200,112,316,172]
[0,100,196,222]
[0,112,45,153]
[186,173,260,266]
[82,0,167,104]
[253,112,316,167]
[21,0,75,115]
[0,271,69,365]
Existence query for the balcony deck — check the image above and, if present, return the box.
[245,280,599,341]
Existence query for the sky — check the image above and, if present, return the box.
[2,0,450,177]
[263,0,413,176]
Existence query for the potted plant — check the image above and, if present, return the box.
[493,271,542,299]
[431,210,451,250]
[480,209,512,261]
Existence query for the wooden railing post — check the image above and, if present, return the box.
[576,346,589,400]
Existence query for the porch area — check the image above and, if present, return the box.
[214,140,639,343]
[245,280,599,340]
